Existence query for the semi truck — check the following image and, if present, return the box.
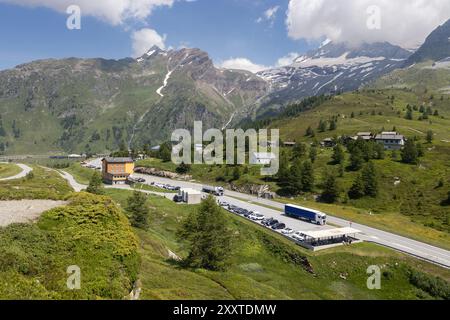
[285,204,327,225]
[202,185,224,196]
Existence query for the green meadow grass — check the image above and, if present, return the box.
[136,87,450,250]
[63,163,95,185]
[0,163,21,179]
[0,192,139,299]
[104,188,450,300]
[0,166,73,200]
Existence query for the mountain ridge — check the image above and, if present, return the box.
[406,19,450,66]
[2,21,450,155]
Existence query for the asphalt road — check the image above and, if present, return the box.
[128,171,450,268]
[0,163,33,181]
[79,158,450,268]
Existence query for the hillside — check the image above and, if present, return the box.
[136,78,450,249]
[406,19,450,66]
[0,192,139,299]
[0,47,268,155]
[0,162,448,300]
[104,189,450,300]
[265,84,450,240]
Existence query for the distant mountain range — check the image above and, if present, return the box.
[254,41,411,117]
[0,19,449,155]
[406,19,450,66]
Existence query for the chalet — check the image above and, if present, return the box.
[102,157,135,185]
[250,152,276,165]
[356,132,373,141]
[374,132,405,150]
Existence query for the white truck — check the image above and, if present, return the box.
[202,185,224,196]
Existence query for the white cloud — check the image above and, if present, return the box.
[257,5,280,25]
[265,5,280,20]
[0,0,176,25]
[219,52,302,73]
[218,58,269,73]
[286,0,450,48]
[132,28,166,57]
[276,52,299,67]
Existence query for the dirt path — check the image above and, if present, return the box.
[0,200,67,227]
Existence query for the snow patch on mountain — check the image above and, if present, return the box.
[156,70,173,97]
[292,53,386,68]
[256,41,412,105]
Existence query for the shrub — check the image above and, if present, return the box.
[408,269,450,300]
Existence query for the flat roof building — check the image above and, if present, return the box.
[298,227,362,251]
[179,188,202,205]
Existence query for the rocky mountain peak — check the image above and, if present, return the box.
[405,19,450,65]
[292,41,411,68]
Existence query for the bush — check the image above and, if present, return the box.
[408,269,450,300]
[0,193,139,299]
[175,162,191,175]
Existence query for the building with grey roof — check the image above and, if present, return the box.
[374,132,405,150]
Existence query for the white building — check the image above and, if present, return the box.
[374,132,405,150]
[68,154,83,159]
[179,188,202,205]
[250,152,276,165]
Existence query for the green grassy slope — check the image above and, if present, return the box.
[0,51,267,155]
[0,192,139,299]
[0,166,448,300]
[269,89,449,248]
[105,189,450,300]
[136,83,450,249]
[0,163,21,179]
[0,166,73,200]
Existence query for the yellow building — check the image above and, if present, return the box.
[102,157,135,185]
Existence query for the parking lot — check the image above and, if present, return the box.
[217,198,334,246]
[85,159,346,245]
[74,158,450,265]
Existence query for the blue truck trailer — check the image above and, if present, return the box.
[285,204,327,225]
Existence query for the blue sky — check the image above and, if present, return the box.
[0,0,449,71]
[0,0,316,71]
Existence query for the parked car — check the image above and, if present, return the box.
[242,210,251,217]
[281,228,295,235]
[136,178,146,183]
[249,213,265,221]
[267,219,279,227]
[229,205,238,213]
[271,223,286,230]
[262,218,275,226]
[292,232,306,242]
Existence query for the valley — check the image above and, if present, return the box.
[0,165,448,300]
[0,14,450,302]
